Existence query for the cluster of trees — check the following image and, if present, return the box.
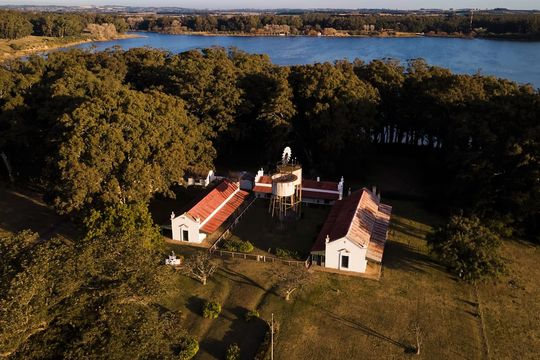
[129,13,540,38]
[0,10,128,39]
[0,48,538,243]
[0,219,198,358]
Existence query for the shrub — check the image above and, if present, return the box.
[427,214,505,282]
[178,336,199,360]
[223,238,254,253]
[244,309,260,322]
[202,301,221,319]
[275,247,299,259]
[225,343,241,360]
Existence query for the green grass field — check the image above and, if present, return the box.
[2,185,539,360]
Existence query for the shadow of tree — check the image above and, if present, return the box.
[185,295,205,317]
[197,305,268,360]
[383,240,446,275]
[298,298,413,353]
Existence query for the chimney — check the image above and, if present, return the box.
[348,187,352,196]
[317,176,320,182]
[372,185,377,195]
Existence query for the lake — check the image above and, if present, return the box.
[73,32,540,87]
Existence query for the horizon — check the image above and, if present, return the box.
[1,1,539,11]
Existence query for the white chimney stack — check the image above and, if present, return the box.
[317,176,320,182]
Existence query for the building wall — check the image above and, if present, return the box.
[325,237,368,273]
[171,214,203,244]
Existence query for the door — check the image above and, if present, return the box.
[182,230,189,242]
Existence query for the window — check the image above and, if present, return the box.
[341,255,349,269]
[182,230,189,242]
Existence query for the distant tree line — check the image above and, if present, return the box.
[0,10,128,39]
[129,13,540,38]
[0,47,538,243]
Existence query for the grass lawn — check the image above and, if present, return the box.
[224,200,330,259]
[2,184,539,359]
[166,197,540,360]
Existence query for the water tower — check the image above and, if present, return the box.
[269,147,302,219]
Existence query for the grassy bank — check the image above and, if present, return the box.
[0,33,140,61]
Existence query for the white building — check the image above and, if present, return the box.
[170,179,249,244]
[310,188,392,273]
[252,168,344,205]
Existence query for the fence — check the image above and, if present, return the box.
[208,195,257,253]
[212,249,310,267]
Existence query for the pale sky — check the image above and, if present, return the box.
[0,0,538,10]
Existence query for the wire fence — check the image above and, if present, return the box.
[212,249,309,267]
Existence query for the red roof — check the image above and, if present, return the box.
[311,188,392,263]
[302,179,339,191]
[187,179,249,234]
[253,185,272,193]
[253,177,340,201]
[257,175,272,184]
[302,190,340,200]
[200,190,249,233]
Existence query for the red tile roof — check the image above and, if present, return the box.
[253,185,272,193]
[200,189,250,233]
[257,175,272,184]
[302,179,339,191]
[187,179,249,234]
[253,177,340,201]
[302,190,340,200]
[311,188,392,263]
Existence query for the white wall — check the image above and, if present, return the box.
[325,237,368,273]
[171,214,204,244]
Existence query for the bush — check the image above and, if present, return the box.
[178,336,199,360]
[202,301,221,319]
[427,214,505,282]
[275,247,300,259]
[244,309,260,322]
[225,343,241,360]
[223,238,254,253]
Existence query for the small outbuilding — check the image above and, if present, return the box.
[170,179,249,244]
[310,188,392,273]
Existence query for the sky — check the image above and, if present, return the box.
[0,0,538,10]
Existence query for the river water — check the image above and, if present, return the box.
[72,32,540,87]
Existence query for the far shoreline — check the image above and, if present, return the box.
[0,33,143,62]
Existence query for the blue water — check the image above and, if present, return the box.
[72,32,540,87]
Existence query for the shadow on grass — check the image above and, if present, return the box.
[391,217,429,240]
[218,267,268,292]
[383,240,445,275]
[298,298,413,353]
[186,296,205,317]
[198,306,268,360]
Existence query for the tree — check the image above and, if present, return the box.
[83,202,163,249]
[0,11,33,39]
[49,85,214,213]
[226,343,241,360]
[427,215,505,282]
[182,252,218,285]
[275,267,310,301]
[0,228,194,359]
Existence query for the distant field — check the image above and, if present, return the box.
[2,185,539,359]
